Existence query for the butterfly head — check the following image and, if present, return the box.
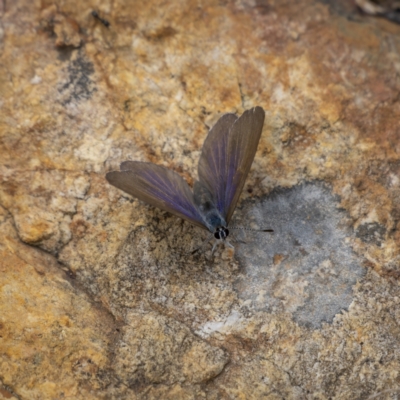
[214,226,229,240]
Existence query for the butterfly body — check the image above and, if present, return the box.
[193,181,227,235]
[106,107,266,245]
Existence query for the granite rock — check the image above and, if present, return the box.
[1,0,400,398]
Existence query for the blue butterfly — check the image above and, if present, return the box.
[106,106,270,247]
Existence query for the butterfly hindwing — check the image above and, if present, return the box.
[106,161,206,229]
[197,106,265,223]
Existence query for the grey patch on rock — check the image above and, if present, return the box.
[58,53,97,104]
[355,222,386,246]
[233,182,365,329]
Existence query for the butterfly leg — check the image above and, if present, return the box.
[225,240,235,249]
[190,232,213,255]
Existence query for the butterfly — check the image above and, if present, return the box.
[106,106,271,249]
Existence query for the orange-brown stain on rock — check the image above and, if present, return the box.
[273,253,285,265]
[19,220,54,244]
[70,219,89,238]
[0,387,14,399]
[143,26,178,41]
[281,122,315,150]
[97,230,108,243]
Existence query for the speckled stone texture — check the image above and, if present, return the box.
[1,0,400,399]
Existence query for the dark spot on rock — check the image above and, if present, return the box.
[318,0,360,20]
[384,11,400,24]
[124,99,132,112]
[355,222,386,246]
[200,106,211,116]
[254,0,273,15]
[144,26,177,41]
[58,53,97,104]
[57,46,75,61]
[67,270,76,279]
[1,180,18,196]
[92,11,110,27]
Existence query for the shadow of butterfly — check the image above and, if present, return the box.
[106,106,272,252]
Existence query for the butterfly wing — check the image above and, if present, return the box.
[197,106,265,224]
[106,161,206,230]
[195,113,237,219]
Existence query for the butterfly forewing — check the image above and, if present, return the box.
[106,162,206,229]
[198,106,265,224]
[197,113,237,216]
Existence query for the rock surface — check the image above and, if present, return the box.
[1,0,400,398]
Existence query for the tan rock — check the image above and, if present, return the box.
[2,0,400,398]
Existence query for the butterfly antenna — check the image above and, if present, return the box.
[230,226,274,233]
